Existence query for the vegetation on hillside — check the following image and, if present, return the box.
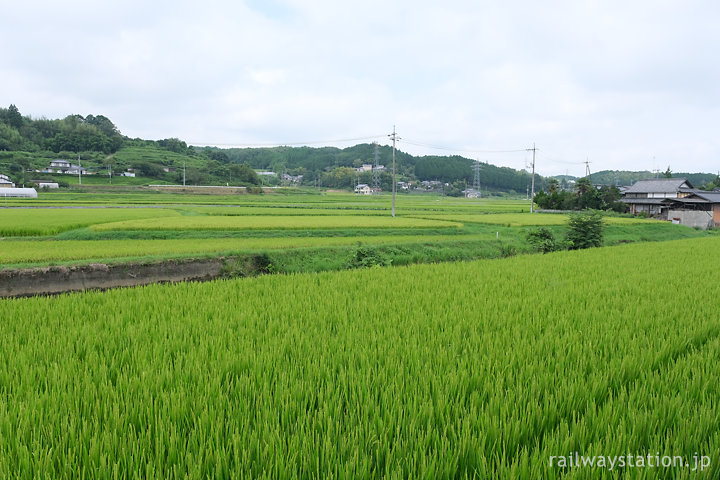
[3,104,716,193]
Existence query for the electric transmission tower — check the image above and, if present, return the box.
[472,160,482,197]
[372,142,381,192]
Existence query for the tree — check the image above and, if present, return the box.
[547,178,559,194]
[575,177,592,196]
[229,163,260,185]
[566,212,604,249]
[663,166,672,178]
[7,104,23,129]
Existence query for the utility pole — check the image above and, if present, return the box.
[388,126,400,217]
[77,153,82,185]
[183,159,186,186]
[527,143,536,213]
[372,141,381,192]
[584,158,591,178]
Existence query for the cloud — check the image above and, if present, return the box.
[2,0,719,175]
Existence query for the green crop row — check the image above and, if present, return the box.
[0,208,180,236]
[89,215,463,231]
[0,234,487,266]
[410,212,665,226]
[1,237,719,478]
[0,190,531,210]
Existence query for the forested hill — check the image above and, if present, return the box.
[215,144,537,193]
[0,105,540,192]
[4,105,713,192]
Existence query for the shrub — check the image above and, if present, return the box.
[348,245,391,269]
[526,227,559,253]
[566,212,604,249]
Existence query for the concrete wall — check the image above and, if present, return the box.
[667,209,714,229]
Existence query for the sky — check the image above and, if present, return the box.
[3,0,719,176]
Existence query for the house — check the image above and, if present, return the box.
[47,160,87,175]
[0,174,15,188]
[120,172,136,177]
[50,159,71,169]
[621,178,694,216]
[660,191,720,229]
[621,178,720,229]
[355,164,373,173]
[355,184,372,195]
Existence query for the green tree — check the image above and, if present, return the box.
[663,166,672,178]
[547,178,559,194]
[574,177,592,196]
[7,104,23,129]
[229,163,260,185]
[566,212,604,249]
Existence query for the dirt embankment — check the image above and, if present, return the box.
[0,259,226,298]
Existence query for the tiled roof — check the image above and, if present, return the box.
[624,178,693,193]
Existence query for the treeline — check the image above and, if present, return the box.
[202,144,540,193]
[0,105,124,153]
[534,178,627,212]
[0,105,542,192]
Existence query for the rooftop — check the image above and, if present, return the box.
[624,178,693,194]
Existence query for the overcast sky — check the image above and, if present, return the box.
[3,0,719,176]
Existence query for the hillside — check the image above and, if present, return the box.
[2,104,715,193]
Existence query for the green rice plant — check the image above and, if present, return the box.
[411,212,665,227]
[1,237,720,477]
[89,215,462,231]
[0,234,488,266]
[0,207,181,236]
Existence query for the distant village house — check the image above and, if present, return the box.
[46,160,88,175]
[622,178,720,229]
[0,174,15,188]
[354,184,372,195]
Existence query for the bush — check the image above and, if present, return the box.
[566,212,604,249]
[526,227,559,253]
[348,245,391,269]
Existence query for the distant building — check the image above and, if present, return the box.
[46,160,87,175]
[621,178,693,216]
[355,184,372,195]
[355,164,373,173]
[281,173,303,184]
[32,181,59,189]
[621,178,720,229]
[0,174,14,188]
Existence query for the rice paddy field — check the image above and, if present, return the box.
[1,189,718,478]
[0,190,707,270]
[2,236,719,478]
